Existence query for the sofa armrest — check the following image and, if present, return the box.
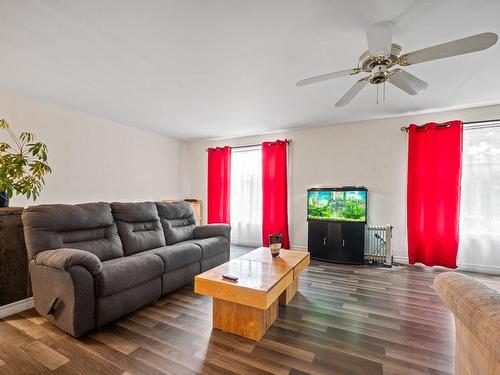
[194,224,231,241]
[29,259,97,337]
[34,248,102,276]
[434,272,500,359]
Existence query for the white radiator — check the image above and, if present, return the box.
[366,225,393,265]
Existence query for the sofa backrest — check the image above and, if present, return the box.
[111,202,165,255]
[155,202,196,245]
[22,202,124,261]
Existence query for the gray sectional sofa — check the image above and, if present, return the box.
[21,201,230,337]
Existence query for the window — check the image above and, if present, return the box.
[230,146,262,246]
[458,125,500,266]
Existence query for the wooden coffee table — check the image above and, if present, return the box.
[194,247,310,341]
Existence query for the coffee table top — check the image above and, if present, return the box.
[194,248,309,309]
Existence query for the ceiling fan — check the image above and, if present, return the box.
[296,22,498,107]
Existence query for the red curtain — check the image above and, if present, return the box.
[207,146,231,224]
[262,140,290,249]
[407,121,463,268]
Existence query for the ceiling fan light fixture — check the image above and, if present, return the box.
[370,65,387,85]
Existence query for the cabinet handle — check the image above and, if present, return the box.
[342,239,345,247]
[323,237,326,246]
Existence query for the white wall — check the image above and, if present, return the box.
[185,104,500,273]
[0,92,187,206]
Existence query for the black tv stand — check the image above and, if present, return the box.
[308,221,365,264]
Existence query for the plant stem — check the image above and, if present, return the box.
[5,126,22,152]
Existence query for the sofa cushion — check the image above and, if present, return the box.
[111,202,165,255]
[22,202,123,261]
[185,236,229,259]
[136,243,202,272]
[155,202,195,245]
[98,254,164,297]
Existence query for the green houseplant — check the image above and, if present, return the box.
[0,119,52,207]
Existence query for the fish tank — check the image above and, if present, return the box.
[307,187,367,223]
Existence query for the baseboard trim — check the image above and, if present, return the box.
[290,244,308,251]
[458,263,500,275]
[391,255,500,275]
[0,297,34,319]
[393,255,409,264]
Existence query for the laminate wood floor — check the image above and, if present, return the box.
[1,247,499,375]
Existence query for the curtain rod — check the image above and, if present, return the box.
[400,119,500,132]
[205,139,292,152]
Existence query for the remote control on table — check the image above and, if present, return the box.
[222,274,238,281]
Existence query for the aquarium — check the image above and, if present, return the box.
[307,188,367,223]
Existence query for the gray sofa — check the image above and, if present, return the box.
[21,201,230,337]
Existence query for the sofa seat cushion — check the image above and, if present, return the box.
[136,243,202,272]
[98,254,164,297]
[185,236,229,259]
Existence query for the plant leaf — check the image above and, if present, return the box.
[0,119,9,129]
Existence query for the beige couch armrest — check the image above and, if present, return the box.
[434,272,500,358]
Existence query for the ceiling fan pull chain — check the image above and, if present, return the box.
[376,83,379,104]
[383,81,386,103]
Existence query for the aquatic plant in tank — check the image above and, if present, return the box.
[307,188,367,222]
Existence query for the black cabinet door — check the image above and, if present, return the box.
[341,223,365,264]
[308,221,328,259]
[325,222,342,261]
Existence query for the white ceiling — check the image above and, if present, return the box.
[1,0,499,140]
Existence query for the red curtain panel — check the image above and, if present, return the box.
[207,146,231,224]
[262,140,290,249]
[407,121,463,268]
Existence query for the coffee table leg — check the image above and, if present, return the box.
[279,277,299,306]
[212,298,278,341]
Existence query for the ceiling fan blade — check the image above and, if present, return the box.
[401,32,498,65]
[388,69,428,95]
[367,21,394,57]
[296,68,360,86]
[335,78,369,107]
